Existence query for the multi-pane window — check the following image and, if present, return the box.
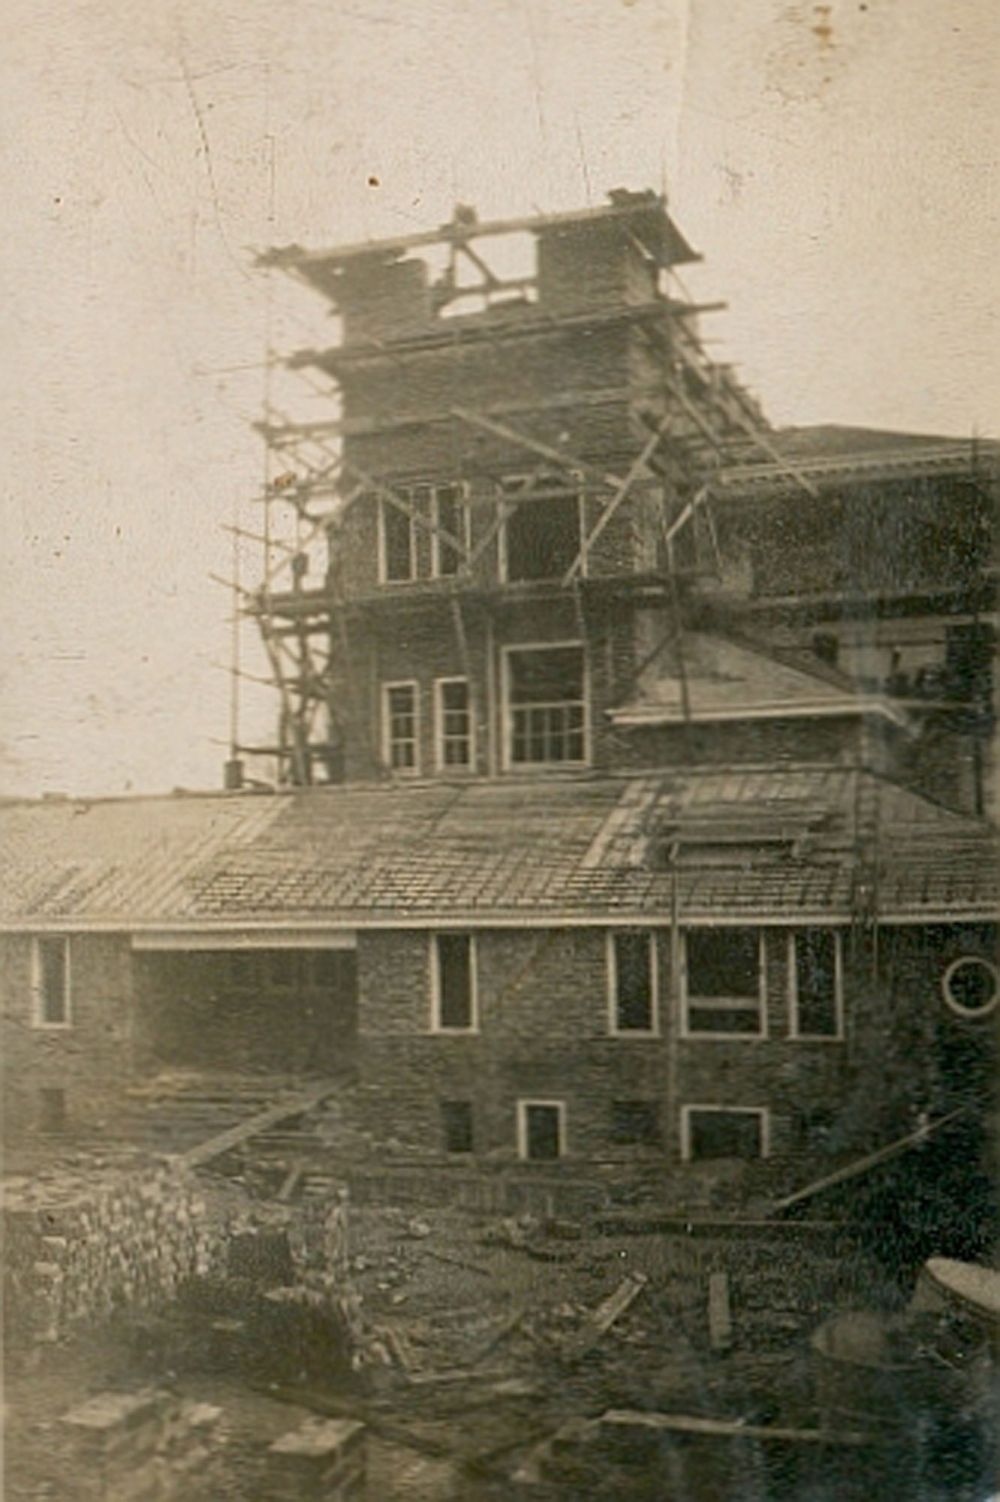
[791,930,842,1039]
[506,645,586,766]
[682,1106,768,1162]
[683,929,764,1037]
[33,936,70,1027]
[378,495,416,582]
[432,484,469,578]
[431,933,477,1031]
[440,1100,474,1153]
[383,682,419,773]
[609,930,657,1033]
[501,474,583,582]
[436,678,472,769]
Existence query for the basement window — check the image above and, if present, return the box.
[518,1100,565,1161]
[683,929,764,1038]
[432,484,470,578]
[431,933,477,1032]
[610,1100,661,1147]
[500,473,583,582]
[38,1087,67,1134]
[682,1106,769,1162]
[382,681,420,774]
[608,931,658,1034]
[435,678,473,770]
[505,644,586,767]
[378,494,416,583]
[440,1100,474,1154]
[790,930,843,1039]
[32,936,71,1027]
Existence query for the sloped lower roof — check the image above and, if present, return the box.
[610,633,907,728]
[0,769,993,931]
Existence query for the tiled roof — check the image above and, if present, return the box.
[0,769,993,930]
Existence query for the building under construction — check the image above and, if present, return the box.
[2,188,997,1178]
[2,188,999,1501]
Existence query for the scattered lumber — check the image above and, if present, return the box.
[562,1272,647,1361]
[598,1409,873,1446]
[277,1162,305,1203]
[708,1272,733,1351]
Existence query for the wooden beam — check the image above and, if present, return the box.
[340,459,471,563]
[772,1107,969,1214]
[178,1079,340,1168]
[452,406,627,492]
[563,413,674,582]
[598,1411,872,1447]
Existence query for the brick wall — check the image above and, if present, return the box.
[0,933,140,1139]
[354,925,907,1166]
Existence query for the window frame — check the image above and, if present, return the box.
[680,928,766,1041]
[376,491,417,584]
[498,472,586,584]
[517,1098,567,1161]
[788,929,844,1041]
[31,935,72,1029]
[431,483,471,579]
[429,932,479,1034]
[434,676,474,772]
[440,1098,475,1154]
[607,929,660,1037]
[680,1104,770,1163]
[501,640,589,771]
[381,679,421,776]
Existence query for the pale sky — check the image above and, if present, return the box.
[1,0,997,797]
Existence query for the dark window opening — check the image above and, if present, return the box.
[39,1087,67,1134]
[435,933,474,1030]
[380,497,415,582]
[503,480,581,582]
[812,632,840,668]
[611,1100,661,1146]
[522,1103,562,1161]
[438,679,471,767]
[685,929,762,1036]
[434,485,467,577]
[794,930,840,1037]
[266,950,299,989]
[36,937,69,1025]
[441,1100,474,1153]
[687,1109,764,1161]
[385,684,418,771]
[612,931,655,1031]
[507,646,585,765]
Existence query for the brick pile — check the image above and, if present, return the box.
[4,1163,226,1346]
[52,1389,223,1501]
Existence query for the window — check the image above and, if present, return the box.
[378,495,416,582]
[610,1100,661,1147]
[609,931,658,1034]
[505,644,586,767]
[683,929,764,1037]
[501,474,583,582]
[681,1106,769,1162]
[432,485,469,578]
[435,678,473,770]
[942,956,999,1019]
[382,682,420,773]
[790,930,843,1039]
[431,933,477,1031]
[518,1100,565,1161]
[441,1100,474,1154]
[32,936,71,1027]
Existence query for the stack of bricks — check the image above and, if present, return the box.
[4,1164,225,1347]
[265,1417,366,1501]
[53,1389,223,1501]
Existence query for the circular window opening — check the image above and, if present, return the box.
[942,957,999,1019]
